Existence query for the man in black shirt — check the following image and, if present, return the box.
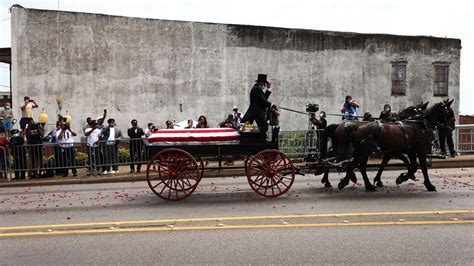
[127,119,145,173]
[309,111,328,155]
[242,74,274,139]
[379,104,397,122]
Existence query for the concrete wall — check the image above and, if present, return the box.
[11,6,461,135]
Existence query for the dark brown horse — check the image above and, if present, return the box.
[336,100,454,191]
[318,103,427,189]
[372,101,429,187]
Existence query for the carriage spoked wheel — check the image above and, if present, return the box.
[246,149,296,198]
[146,148,202,201]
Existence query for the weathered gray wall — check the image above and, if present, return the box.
[11,6,461,135]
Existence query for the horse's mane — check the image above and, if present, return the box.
[423,102,443,122]
[398,106,419,120]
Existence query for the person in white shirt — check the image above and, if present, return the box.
[0,102,14,137]
[101,118,122,174]
[84,120,102,176]
[144,122,157,137]
[232,106,243,130]
[56,122,78,177]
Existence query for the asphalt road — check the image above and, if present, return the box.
[1,168,473,265]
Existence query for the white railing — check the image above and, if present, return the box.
[454,124,474,154]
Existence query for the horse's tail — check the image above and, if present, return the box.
[320,123,339,159]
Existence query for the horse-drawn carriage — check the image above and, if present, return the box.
[144,99,455,201]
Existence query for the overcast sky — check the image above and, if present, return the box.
[1,0,472,114]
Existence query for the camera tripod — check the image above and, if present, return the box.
[305,112,319,162]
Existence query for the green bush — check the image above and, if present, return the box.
[75,152,88,166]
[118,148,130,163]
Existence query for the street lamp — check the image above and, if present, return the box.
[38,108,48,129]
[65,110,72,124]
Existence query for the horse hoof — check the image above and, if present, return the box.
[324,182,332,188]
[424,183,437,192]
[396,173,408,185]
[338,180,349,190]
[349,174,357,184]
[375,181,384,187]
[366,184,377,191]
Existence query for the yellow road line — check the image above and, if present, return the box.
[1,209,473,231]
[1,220,473,238]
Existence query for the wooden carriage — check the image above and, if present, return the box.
[144,128,296,201]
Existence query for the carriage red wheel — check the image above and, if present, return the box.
[246,149,295,198]
[146,148,201,201]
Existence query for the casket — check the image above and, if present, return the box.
[147,128,240,145]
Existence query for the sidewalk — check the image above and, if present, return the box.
[1,154,473,188]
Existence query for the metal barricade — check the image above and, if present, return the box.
[278,129,324,160]
[4,138,153,180]
[454,124,474,154]
[87,138,148,175]
[7,142,89,180]
[0,146,8,181]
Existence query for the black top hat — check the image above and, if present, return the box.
[255,74,268,84]
[107,118,115,123]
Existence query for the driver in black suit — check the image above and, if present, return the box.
[242,74,274,139]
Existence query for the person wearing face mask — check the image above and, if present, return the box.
[0,102,14,137]
[379,104,397,122]
[341,95,359,122]
[127,119,145,173]
[309,111,327,130]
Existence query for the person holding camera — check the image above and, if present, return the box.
[231,106,243,130]
[309,111,327,130]
[101,118,122,174]
[242,74,275,139]
[165,120,175,129]
[9,129,26,180]
[341,95,360,122]
[56,121,78,177]
[85,120,102,176]
[20,96,39,131]
[127,119,145,173]
[96,109,107,129]
[267,105,280,142]
[25,120,43,179]
[308,111,327,155]
[144,122,157,137]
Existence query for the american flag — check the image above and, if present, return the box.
[148,128,240,145]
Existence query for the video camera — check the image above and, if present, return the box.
[306,103,319,113]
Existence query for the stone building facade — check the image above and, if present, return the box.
[11,6,461,133]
